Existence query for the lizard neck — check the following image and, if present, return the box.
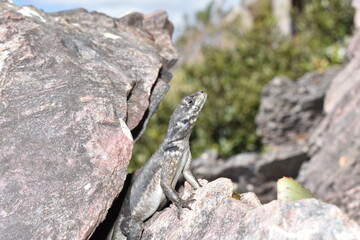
[164,133,191,146]
[162,136,189,152]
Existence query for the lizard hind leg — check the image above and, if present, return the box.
[120,216,144,240]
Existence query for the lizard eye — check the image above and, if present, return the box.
[184,97,194,105]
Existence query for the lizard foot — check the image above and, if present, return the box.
[175,193,196,219]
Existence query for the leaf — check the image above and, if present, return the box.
[277,177,315,201]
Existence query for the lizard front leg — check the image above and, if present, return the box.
[160,149,195,217]
[182,149,202,189]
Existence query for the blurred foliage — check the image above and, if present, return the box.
[129,0,354,172]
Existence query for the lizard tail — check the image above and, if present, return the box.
[107,216,127,240]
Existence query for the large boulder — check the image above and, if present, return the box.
[143,178,360,240]
[297,2,360,224]
[298,51,360,224]
[0,2,177,239]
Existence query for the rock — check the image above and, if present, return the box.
[49,9,178,136]
[353,0,360,29]
[347,1,360,59]
[346,30,360,59]
[298,53,360,224]
[192,150,257,181]
[256,144,308,180]
[191,150,261,197]
[297,6,360,224]
[191,145,308,203]
[251,144,309,203]
[325,61,360,115]
[191,68,342,206]
[191,149,221,179]
[256,67,341,146]
[142,178,360,240]
[0,3,177,240]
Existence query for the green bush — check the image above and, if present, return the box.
[129,0,354,172]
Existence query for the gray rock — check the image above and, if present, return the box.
[298,53,360,224]
[191,150,260,196]
[248,144,309,203]
[0,3,177,240]
[143,178,360,240]
[324,59,360,115]
[256,67,341,146]
[346,30,360,59]
[191,149,221,179]
[192,145,308,203]
[192,150,257,180]
[219,153,258,181]
[256,144,308,180]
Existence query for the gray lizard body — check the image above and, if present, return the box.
[110,90,207,240]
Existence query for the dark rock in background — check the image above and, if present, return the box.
[192,150,257,182]
[0,2,177,239]
[256,67,341,146]
[143,178,360,240]
[191,150,261,198]
[256,144,308,180]
[192,144,308,203]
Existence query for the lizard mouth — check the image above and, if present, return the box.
[192,90,207,100]
[190,90,207,114]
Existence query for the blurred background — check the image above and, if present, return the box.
[12,0,240,38]
[14,0,355,171]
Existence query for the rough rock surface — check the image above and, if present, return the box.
[256,67,341,146]
[143,178,360,240]
[298,50,360,224]
[0,2,177,239]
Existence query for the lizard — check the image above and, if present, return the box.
[110,90,207,240]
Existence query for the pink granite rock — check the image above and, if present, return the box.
[0,2,177,239]
[143,178,360,240]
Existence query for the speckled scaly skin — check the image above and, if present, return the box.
[110,90,207,240]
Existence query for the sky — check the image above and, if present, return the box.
[12,0,241,37]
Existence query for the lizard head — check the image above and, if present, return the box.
[166,90,207,142]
